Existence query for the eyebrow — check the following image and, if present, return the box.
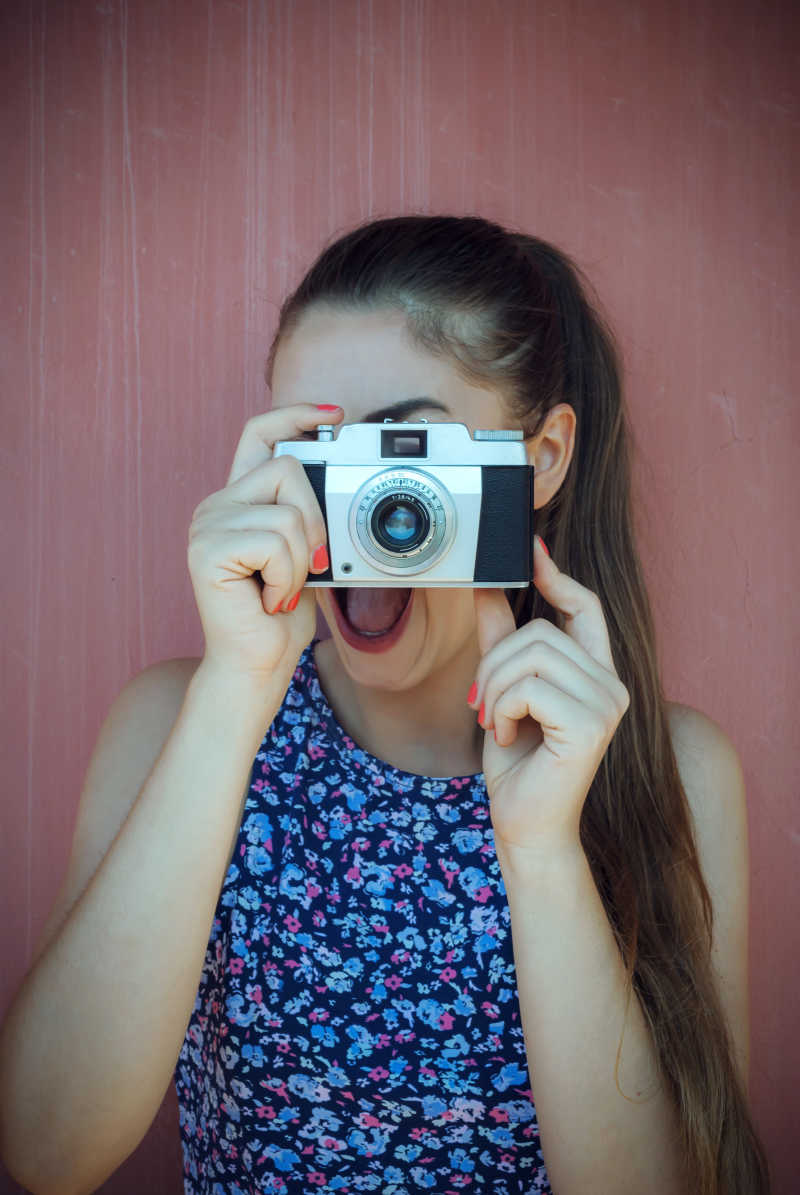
[362,397,451,423]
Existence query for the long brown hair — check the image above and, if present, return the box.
[264,214,770,1193]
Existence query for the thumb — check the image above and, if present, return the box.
[473,587,516,658]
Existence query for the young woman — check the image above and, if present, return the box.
[0,216,770,1194]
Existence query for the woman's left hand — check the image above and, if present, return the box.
[471,536,630,857]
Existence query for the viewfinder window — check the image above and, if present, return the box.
[381,430,427,457]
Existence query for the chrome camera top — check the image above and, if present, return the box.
[273,419,534,587]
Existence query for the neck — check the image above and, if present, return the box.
[313,637,485,778]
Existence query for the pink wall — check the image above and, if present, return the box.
[2,1,797,1191]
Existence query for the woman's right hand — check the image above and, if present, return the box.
[187,403,345,683]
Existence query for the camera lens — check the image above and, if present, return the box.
[350,468,454,575]
[371,495,430,554]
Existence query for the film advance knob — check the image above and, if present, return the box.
[316,425,335,441]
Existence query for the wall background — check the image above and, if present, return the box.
[2,0,797,1191]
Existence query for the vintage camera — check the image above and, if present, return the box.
[273,419,534,587]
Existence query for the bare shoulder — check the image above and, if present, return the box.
[664,700,748,830]
[100,656,204,749]
[138,655,203,697]
[663,699,749,909]
[81,655,205,800]
[27,655,204,972]
[135,654,203,691]
[664,700,750,1084]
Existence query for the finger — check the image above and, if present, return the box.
[223,454,329,574]
[470,618,623,711]
[216,502,316,605]
[199,527,296,615]
[226,403,345,486]
[473,587,516,659]
[479,640,620,734]
[492,674,614,755]
[259,529,304,615]
[532,536,615,670]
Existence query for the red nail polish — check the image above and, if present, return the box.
[312,544,329,570]
[538,536,550,557]
[285,591,300,612]
[467,682,478,705]
[478,701,485,726]
[316,404,341,411]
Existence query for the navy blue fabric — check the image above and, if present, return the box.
[174,639,551,1193]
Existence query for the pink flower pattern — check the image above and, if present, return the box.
[174,640,551,1193]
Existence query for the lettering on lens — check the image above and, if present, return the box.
[351,468,452,574]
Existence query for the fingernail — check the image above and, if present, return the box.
[285,591,301,612]
[537,536,550,557]
[478,701,485,726]
[316,404,341,411]
[311,544,329,570]
[467,681,478,705]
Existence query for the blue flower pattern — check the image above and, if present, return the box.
[174,640,551,1193]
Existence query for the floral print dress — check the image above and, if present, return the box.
[173,639,552,1194]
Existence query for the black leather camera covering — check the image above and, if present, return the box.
[474,465,534,583]
[303,463,333,581]
[301,461,534,584]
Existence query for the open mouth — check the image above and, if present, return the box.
[334,586,412,636]
[329,586,414,652]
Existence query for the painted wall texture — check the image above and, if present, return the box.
[2,0,797,1191]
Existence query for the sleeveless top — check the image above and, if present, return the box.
[173,639,552,1194]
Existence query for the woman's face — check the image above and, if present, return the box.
[269,305,526,694]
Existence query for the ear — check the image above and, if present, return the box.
[525,403,576,509]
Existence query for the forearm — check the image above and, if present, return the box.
[0,662,284,1195]
[495,840,685,1195]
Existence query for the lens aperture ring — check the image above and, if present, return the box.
[350,468,456,575]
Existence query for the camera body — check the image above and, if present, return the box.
[273,419,534,587]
